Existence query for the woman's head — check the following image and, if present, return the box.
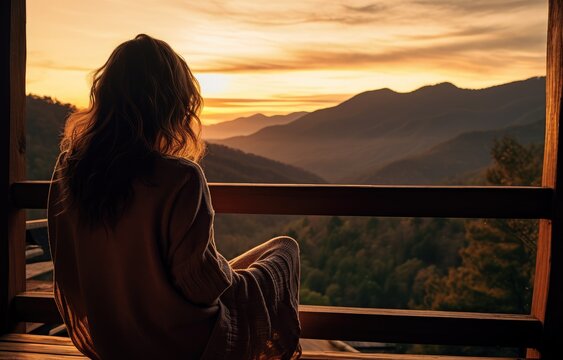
[59,34,204,226]
[64,34,204,159]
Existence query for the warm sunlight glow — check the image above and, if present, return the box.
[198,73,231,96]
[27,0,547,123]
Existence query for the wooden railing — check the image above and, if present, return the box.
[12,181,553,218]
[13,180,547,350]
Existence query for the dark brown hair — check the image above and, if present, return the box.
[58,34,204,227]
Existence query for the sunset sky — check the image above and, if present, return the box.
[27,0,547,124]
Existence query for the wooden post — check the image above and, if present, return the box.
[0,0,26,333]
[529,0,563,358]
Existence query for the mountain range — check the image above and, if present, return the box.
[215,77,546,182]
[27,76,546,187]
[26,95,320,184]
[202,111,307,140]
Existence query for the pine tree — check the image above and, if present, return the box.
[424,137,542,314]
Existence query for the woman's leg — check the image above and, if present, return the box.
[229,236,298,270]
[223,236,301,359]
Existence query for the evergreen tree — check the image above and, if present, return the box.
[422,137,542,314]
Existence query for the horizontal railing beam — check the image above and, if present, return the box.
[11,181,553,219]
[13,292,542,348]
[300,305,542,348]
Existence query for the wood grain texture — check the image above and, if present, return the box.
[0,342,83,356]
[530,0,563,359]
[13,293,542,349]
[0,0,26,334]
[0,334,73,347]
[0,352,86,360]
[10,181,553,219]
[300,352,525,360]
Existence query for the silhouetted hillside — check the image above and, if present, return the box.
[202,143,324,183]
[203,112,307,139]
[355,120,545,184]
[26,95,74,179]
[216,77,545,182]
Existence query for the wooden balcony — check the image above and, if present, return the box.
[5,181,548,358]
[3,0,563,358]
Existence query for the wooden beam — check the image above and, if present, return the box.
[13,293,542,349]
[530,0,563,358]
[12,293,60,324]
[0,0,26,334]
[10,181,554,219]
[299,305,541,348]
[300,352,523,360]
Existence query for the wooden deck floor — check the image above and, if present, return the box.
[0,334,529,360]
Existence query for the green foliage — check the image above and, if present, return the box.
[487,136,543,186]
[292,216,465,308]
[425,219,534,314]
[417,137,540,315]
[26,95,75,180]
[300,288,330,306]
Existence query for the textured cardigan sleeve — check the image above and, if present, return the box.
[167,162,233,306]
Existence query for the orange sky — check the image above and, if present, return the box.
[26,0,547,124]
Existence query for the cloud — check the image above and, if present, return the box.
[183,0,545,76]
[343,3,387,13]
[196,25,545,74]
[398,25,506,41]
[202,93,350,122]
[205,94,348,107]
[180,0,392,27]
[28,59,94,72]
[413,0,543,14]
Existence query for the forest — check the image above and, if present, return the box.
[294,138,541,315]
[287,138,541,356]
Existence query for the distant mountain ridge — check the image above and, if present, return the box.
[26,95,321,184]
[27,77,546,186]
[26,95,75,180]
[202,143,324,183]
[216,77,546,181]
[203,111,308,139]
[355,120,545,185]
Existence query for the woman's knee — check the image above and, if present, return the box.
[270,236,299,252]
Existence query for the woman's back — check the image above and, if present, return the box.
[49,156,224,359]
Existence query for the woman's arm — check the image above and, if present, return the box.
[167,162,233,306]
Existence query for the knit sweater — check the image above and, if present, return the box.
[48,154,301,359]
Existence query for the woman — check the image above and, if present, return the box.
[48,34,301,360]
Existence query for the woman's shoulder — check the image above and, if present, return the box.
[156,155,214,213]
[155,154,208,185]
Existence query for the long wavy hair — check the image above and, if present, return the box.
[58,34,205,227]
